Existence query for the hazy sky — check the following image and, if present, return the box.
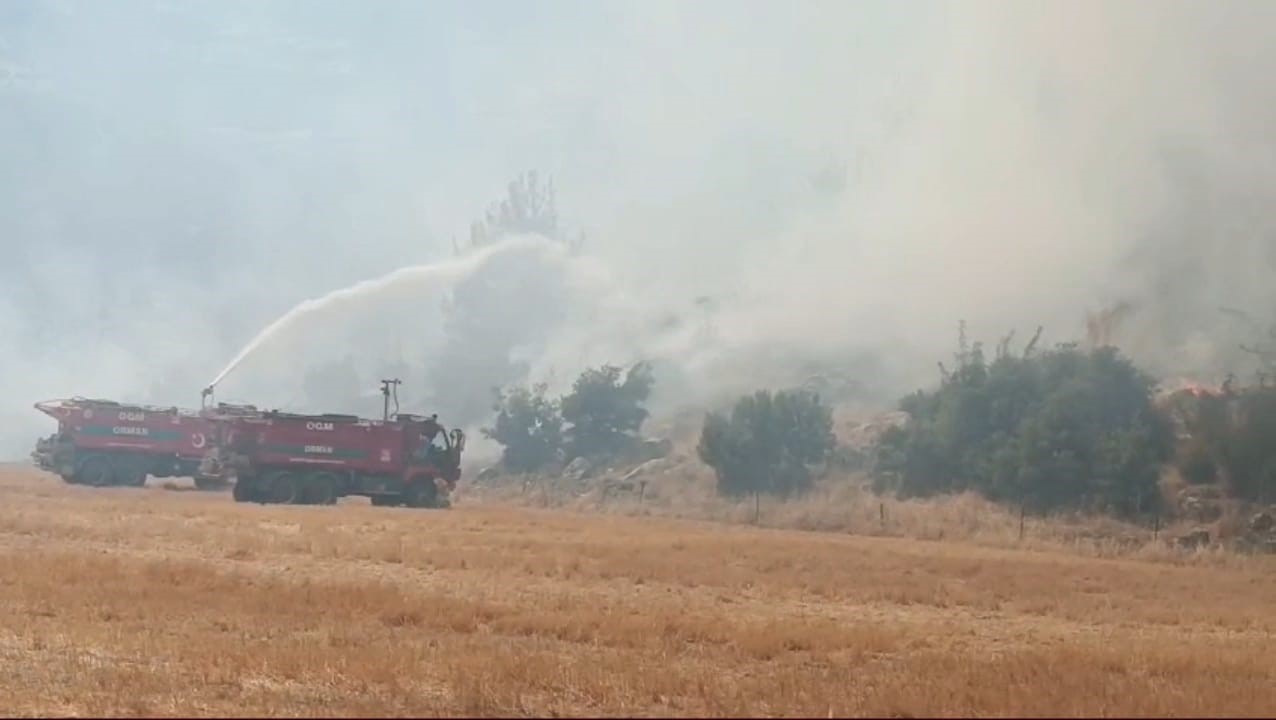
[4,1,1276,457]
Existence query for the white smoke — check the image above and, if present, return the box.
[5,1,1276,461]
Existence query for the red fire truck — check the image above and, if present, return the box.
[30,397,257,489]
[203,381,465,508]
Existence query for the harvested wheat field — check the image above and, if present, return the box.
[2,465,1276,718]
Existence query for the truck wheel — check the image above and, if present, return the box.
[232,477,260,503]
[302,472,338,505]
[75,455,115,487]
[402,480,438,509]
[266,471,300,504]
[113,457,148,487]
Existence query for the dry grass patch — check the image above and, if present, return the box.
[464,458,1219,563]
[1,466,1275,716]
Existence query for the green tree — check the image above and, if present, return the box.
[462,170,584,253]
[560,363,654,459]
[874,326,1173,518]
[428,171,579,426]
[482,383,563,473]
[697,389,835,499]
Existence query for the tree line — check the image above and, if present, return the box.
[455,172,1276,520]
[485,322,1276,523]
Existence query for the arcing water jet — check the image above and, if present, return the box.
[204,234,562,396]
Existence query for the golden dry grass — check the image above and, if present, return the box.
[465,414,1225,560]
[465,460,1218,563]
[3,464,1276,717]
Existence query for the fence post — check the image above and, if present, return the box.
[1018,503,1026,541]
[879,502,885,531]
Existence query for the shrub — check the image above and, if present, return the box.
[873,327,1173,518]
[560,363,654,459]
[482,383,563,472]
[698,389,835,498]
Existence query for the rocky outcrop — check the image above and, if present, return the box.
[563,456,594,483]
[1237,508,1276,554]
[621,458,669,484]
[1250,510,1275,534]
[1176,527,1211,550]
[1177,485,1224,523]
[842,411,910,451]
[639,437,673,461]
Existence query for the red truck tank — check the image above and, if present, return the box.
[208,408,465,508]
[31,397,258,489]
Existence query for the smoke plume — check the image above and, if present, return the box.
[3,1,1275,461]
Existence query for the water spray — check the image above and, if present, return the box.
[201,234,562,397]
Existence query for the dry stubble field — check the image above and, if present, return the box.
[2,464,1276,717]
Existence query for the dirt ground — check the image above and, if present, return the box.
[2,464,1275,717]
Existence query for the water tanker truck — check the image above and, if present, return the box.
[31,397,258,489]
[202,380,465,508]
